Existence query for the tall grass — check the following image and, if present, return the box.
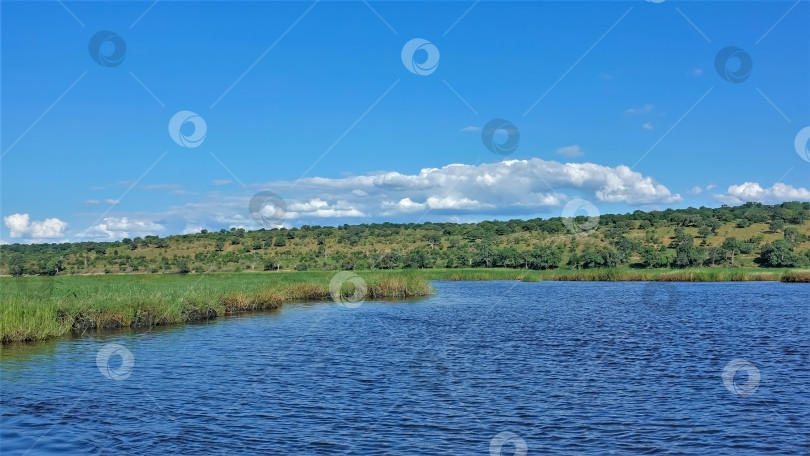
[3,267,804,344]
[425,267,791,283]
[1,271,432,344]
[781,271,810,283]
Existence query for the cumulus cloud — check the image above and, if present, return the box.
[182,224,207,234]
[556,145,583,157]
[687,183,717,196]
[4,213,68,239]
[288,158,681,208]
[77,217,164,240]
[286,198,364,218]
[460,126,480,132]
[714,182,810,205]
[642,122,654,130]
[66,159,682,241]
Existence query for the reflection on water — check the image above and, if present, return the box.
[1,281,808,454]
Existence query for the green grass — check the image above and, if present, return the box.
[423,267,800,282]
[3,267,807,344]
[0,271,432,344]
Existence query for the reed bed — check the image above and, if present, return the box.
[426,267,791,283]
[781,270,810,283]
[3,268,803,344]
[1,271,433,344]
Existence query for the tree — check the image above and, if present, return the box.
[644,229,660,245]
[706,247,724,266]
[403,249,429,269]
[425,233,441,250]
[578,248,605,269]
[706,218,722,234]
[783,227,799,245]
[758,239,798,267]
[8,254,25,276]
[768,219,785,233]
[476,241,495,268]
[674,241,704,268]
[176,259,190,274]
[721,237,743,267]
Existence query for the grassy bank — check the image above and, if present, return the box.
[4,267,807,344]
[423,267,810,282]
[0,271,432,344]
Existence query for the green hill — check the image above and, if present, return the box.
[3,201,810,276]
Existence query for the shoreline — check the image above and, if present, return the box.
[0,271,432,345]
[2,268,808,345]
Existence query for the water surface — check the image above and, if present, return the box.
[2,281,808,454]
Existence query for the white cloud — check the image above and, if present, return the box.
[77,217,164,240]
[687,186,702,196]
[460,126,480,132]
[58,159,682,241]
[383,198,425,213]
[626,104,654,115]
[706,183,716,191]
[556,145,583,157]
[182,224,207,234]
[286,199,364,219]
[212,179,232,186]
[86,199,101,205]
[4,213,68,239]
[288,158,681,207]
[714,182,810,205]
[642,122,654,130]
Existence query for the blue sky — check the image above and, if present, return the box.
[2,0,809,242]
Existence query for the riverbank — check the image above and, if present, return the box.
[3,268,807,344]
[422,267,810,283]
[0,271,432,344]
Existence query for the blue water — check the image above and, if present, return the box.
[1,281,808,455]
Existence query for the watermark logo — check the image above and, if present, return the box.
[714,46,752,83]
[561,199,600,235]
[401,38,440,76]
[490,431,528,456]
[96,343,134,381]
[722,359,760,397]
[482,119,520,156]
[249,191,287,228]
[329,271,368,308]
[88,31,126,67]
[641,282,679,315]
[794,126,810,162]
[168,111,207,148]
